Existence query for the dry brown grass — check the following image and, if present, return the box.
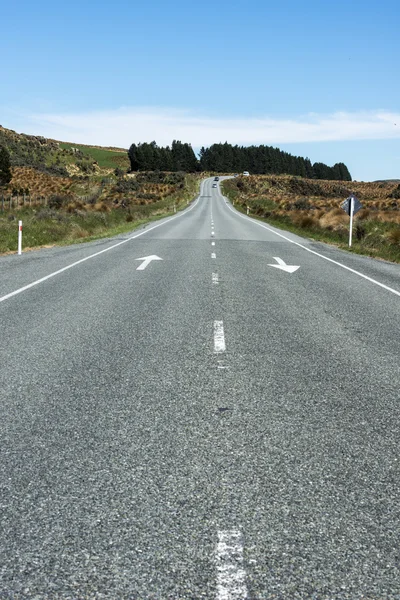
[291,213,319,228]
[318,209,349,231]
[9,167,74,197]
[386,228,400,244]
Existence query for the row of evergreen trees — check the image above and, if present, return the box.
[128,141,198,173]
[128,141,352,181]
[199,143,352,181]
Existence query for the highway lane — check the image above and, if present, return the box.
[0,177,399,598]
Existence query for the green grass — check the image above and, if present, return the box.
[59,143,129,169]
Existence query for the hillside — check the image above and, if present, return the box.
[0,125,129,178]
[0,126,200,253]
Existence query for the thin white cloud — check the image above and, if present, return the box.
[23,107,400,148]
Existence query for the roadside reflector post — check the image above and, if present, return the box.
[174,204,176,213]
[18,221,22,255]
[247,206,249,215]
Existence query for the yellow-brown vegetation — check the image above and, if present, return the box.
[9,167,74,198]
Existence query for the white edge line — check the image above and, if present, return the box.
[222,189,400,298]
[0,189,203,304]
[216,530,248,600]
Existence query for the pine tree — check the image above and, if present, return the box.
[337,162,352,181]
[0,145,12,186]
[128,143,140,171]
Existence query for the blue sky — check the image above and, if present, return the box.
[1,0,399,181]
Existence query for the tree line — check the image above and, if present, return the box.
[128,141,352,181]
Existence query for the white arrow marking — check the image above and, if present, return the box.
[135,255,163,270]
[268,257,300,273]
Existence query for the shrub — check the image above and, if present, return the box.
[387,228,400,245]
[48,194,70,209]
[292,214,318,228]
[355,223,366,240]
[137,192,158,200]
[388,184,400,199]
[114,179,140,193]
[0,145,12,186]
[35,209,60,220]
[293,197,311,210]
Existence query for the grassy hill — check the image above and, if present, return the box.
[0,126,200,253]
[0,125,129,178]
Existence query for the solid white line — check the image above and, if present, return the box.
[224,198,400,298]
[211,252,216,259]
[0,193,202,304]
[212,272,219,284]
[214,320,225,353]
[216,530,248,600]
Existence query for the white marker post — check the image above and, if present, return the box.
[349,196,354,247]
[173,204,176,213]
[247,206,249,215]
[18,221,22,255]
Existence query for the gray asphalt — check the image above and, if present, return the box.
[0,177,399,599]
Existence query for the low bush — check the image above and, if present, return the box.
[48,194,70,209]
[387,228,400,245]
[114,179,140,193]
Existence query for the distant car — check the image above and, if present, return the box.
[214,176,219,181]
[212,183,217,188]
[234,174,238,177]
[243,171,250,176]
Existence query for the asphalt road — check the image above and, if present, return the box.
[0,177,399,599]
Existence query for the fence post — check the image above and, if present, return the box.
[18,221,22,255]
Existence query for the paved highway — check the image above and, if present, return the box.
[1,178,399,598]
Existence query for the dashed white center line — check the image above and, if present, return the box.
[212,242,216,246]
[211,252,216,259]
[212,273,219,284]
[216,530,248,599]
[213,320,226,353]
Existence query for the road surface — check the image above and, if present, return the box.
[1,178,399,598]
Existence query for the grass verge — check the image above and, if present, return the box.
[222,182,400,264]
[0,176,199,254]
